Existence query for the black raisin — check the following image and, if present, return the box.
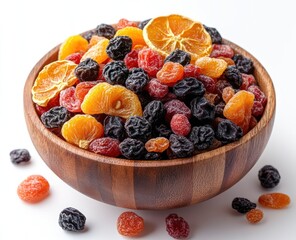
[75,58,99,82]
[124,116,152,142]
[215,119,243,144]
[233,54,254,74]
[138,18,151,29]
[164,49,191,66]
[203,25,222,44]
[103,116,125,141]
[10,149,31,164]
[215,101,226,117]
[144,152,161,160]
[125,68,149,93]
[82,30,96,42]
[41,106,71,129]
[96,23,116,39]
[153,124,172,138]
[103,61,129,85]
[119,138,146,160]
[224,66,243,88]
[106,36,132,60]
[232,197,256,213]
[258,165,281,188]
[190,97,215,123]
[169,134,194,158]
[173,77,205,99]
[143,100,165,126]
[189,125,215,151]
[58,207,86,232]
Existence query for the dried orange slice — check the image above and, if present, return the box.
[81,82,142,119]
[31,60,78,107]
[61,114,104,149]
[81,38,109,64]
[143,14,212,61]
[58,35,89,60]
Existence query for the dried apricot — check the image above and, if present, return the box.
[31,60,78,107]
[115,26,146,49]
[143,14,212,61]
[195,56,227,79]
[58,35,88,60]
[17,175,50,203]
[61,114,104,149]
[81,82,143,119]
[258,193,291,209]
[81,38,109,64]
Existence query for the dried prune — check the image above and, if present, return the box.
[119,138,146,160]
[232,197,256,213]
[190,97,215,123]
[40,106,71,129]
[215,119,243,144]
[103,116,125,141]
[58,207,86,232]
[125,68,149,93]
[203,25,222,44]
[103,61,129,85]
[189,125,215,150]
[164,49,191,66]
[173,77,205,99]
[106,36,132,60]
[96,23,116,39]
[165,213,190,239]
[169,134,194,158]
[75,58,99,82]
[143,100,165,125]
[224,66,243,88]
[124,116,152,141]
[233,54,254,74]
[258,165,281,188]
[10,148,31,164]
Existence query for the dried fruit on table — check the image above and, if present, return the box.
[58,35,88,60]
[258,193,290,209]
[81,82,143,119]
[232,197,256,213]
[246,208,264,224]
[17,175,50,203]
[31,60,78,107]
[61,114,104,149]
[117,211,144,237]
[143,14,212,61]
[80,38,109,64]
[10,148,31,164]
[165,213,190,239]
[115,26,146,49]
[223,90,255,133]
[195,56,227,79]
[258,165,281,188]
[145,137,170,153]
[58,207,86,232]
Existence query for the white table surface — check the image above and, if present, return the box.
[1,0,295,239]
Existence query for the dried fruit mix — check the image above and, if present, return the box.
[31,14,267,160]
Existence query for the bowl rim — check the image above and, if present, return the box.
[24,38,276,168]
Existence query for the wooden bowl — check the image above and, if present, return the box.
[23,39,276,210]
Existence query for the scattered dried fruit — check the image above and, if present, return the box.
[117,211,144,237]
[58,207,86,232]
[246,208,264,224]
[258,193,291,209]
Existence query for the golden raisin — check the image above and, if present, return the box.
[17,175,50,203]
[156,62,184,86]
[117,211,144,237]
[258,192,291,209]
[195,56,227,79]
[246,209,264,224]
[145,137,170,153]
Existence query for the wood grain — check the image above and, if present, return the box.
[23,40,276,210]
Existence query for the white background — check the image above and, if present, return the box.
[0,0,295,239]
